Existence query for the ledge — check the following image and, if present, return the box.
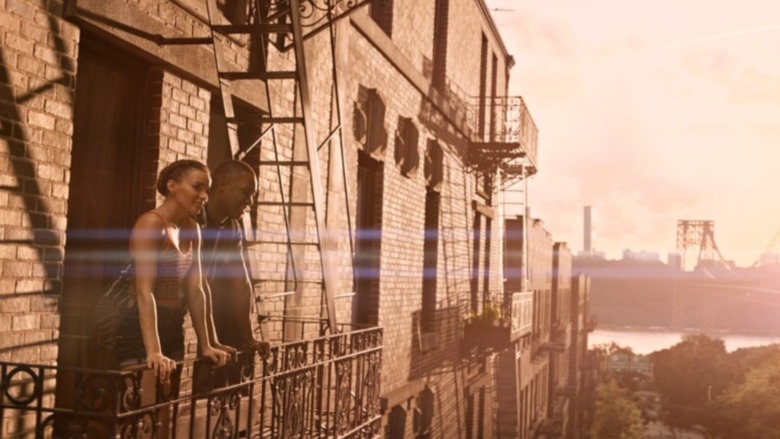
[64,0,268,111]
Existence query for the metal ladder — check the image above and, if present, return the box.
[200,0,366,333]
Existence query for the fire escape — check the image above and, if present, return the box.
[461,93,539,355]
[0,1,382,438]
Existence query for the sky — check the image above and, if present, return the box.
[485,0,780,266]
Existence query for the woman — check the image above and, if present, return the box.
[116,159,228,384]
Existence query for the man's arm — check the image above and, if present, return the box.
[230,245,269,357]
[203,280,237,358]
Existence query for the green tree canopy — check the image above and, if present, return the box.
[650,334,731,429]
[590,379,644,439]
[709,349,780,438]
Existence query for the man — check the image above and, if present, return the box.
[199,160,269,357]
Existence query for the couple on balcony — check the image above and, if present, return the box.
[113,159,269,385]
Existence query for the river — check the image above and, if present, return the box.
[589,327,780,355]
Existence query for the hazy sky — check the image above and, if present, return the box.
[486,0,780,266]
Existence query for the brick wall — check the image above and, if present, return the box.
[345,3,511,438]
[0,0,78,435]
[1,0,521,436]
[386,0,436,80]
[0,0,79,366]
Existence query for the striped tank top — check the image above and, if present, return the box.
[130,211,193,308]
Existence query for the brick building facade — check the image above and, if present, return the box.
[0,0,593,438]
[349,1,511,437]
[501,218,594,439]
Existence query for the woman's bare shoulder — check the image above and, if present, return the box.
[132,211,166,239]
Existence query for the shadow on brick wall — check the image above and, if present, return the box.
[0,17,69,359]
[408,304,464,380]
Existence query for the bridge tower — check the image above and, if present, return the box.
[673,220,726,330]
[675,220,724,271]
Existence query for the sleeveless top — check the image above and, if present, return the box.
[129,211,194,308]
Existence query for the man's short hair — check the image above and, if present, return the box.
[212,160,256,187]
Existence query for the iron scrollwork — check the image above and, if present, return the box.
[208,392,241,439]
[1,326,383,439]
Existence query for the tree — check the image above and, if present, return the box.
[650,334,730,430]
[593,342,634,356]
[590,379,644,439]
[709,349,780,438]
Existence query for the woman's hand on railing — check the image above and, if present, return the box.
[146,352,177,384]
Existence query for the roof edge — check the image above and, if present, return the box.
[475,0,512,65]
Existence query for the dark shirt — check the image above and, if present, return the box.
[197,206,250,347]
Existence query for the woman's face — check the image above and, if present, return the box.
[168,168,211,215]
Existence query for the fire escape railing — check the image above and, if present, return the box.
[467,95,538,177]
[0,325,382,439]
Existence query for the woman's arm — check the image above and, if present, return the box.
[186,220,228,366]
[130,212,176,382]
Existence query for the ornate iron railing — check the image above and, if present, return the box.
[0,326,382,438]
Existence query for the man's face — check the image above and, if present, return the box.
[218,171,258,220]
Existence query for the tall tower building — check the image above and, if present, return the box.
[583,206,592,255]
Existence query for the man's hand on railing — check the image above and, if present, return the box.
[244,339,271,359]
[201,346,229,367]
[213,343,238,362]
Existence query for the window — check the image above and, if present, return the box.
[421,189,440,333]
[370,0,394,36]
[354,153,383,325]
[386,404,406,438]
[394,117,420,177]
[413,388,434,439]
[476,171,492,200]
[431,0,450,90]
[353,85,388,160]
[471,211,482,313]
[478,34,488,141]
[477,389,485,438]
[483,217,492,307]
[424,139,443,191]
[490,53,498,141]
[466,393,475,439]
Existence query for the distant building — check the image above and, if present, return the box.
[759,252,780,267]
[576,250,606,260]
[607,352,653,376]
[500,218,595,439]
[667,252,683,270]
[622,249,661,262]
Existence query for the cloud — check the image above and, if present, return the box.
[487,0,780,265]
[495,7,578,64]
[649,23,780,52]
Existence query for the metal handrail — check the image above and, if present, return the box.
[0,326,383,438]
